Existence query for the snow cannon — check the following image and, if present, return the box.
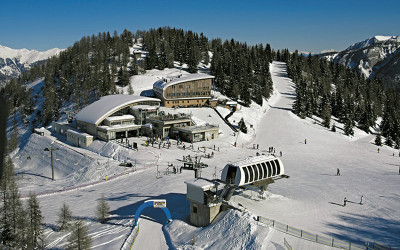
[220,155,289,200]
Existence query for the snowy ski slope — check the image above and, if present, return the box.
[12,62,400,249]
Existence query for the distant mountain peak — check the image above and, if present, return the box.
[321,35,400,86]
[346,35,400,51]
[0,45,63,85]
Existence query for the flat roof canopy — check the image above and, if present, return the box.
[75,95,160,125]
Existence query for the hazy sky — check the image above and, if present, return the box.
[1,0,399,53]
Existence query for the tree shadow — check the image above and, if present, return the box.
[324,213,400,248]
[15,171,53,181]
[271,106,292,111]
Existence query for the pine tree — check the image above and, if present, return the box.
[96,195,110,223]
[127,83,134,95]
[238,118,248,134]
[26,192,44,249]
[375,134,382,146]
[0,156,26,248]
[67,220,91,250]
[344,118,354,136]
[385,135,393,147]
[8,117,19,153]
[331,124,336,132]
[57,203,73,231]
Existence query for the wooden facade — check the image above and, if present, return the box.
[154,75,216,108]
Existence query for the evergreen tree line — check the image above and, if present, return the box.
[283,49,400,147]
[142,27,210,73]
[210,39,274,106]
[0,151,110,249]
[0,156,44,249]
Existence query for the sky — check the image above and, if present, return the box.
[0,0,399,53]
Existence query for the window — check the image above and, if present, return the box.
[266,161,272,177]
[257,164,263,179]
[243,167,249,183]
[252,165,258,181]
[261,162,267,178]
[187,85,190,88]
[193,205,197,213]
[247,166,254,182]
[270,160,276,176]
[274,160,280,175]
[179,85,183,88]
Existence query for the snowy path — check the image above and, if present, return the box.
[133,219,168,250]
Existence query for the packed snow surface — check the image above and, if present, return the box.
[12,62,400,249]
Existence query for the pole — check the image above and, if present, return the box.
[50,150,54,181]
[44,147,58,181]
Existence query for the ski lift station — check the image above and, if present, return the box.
[185,155,289,227]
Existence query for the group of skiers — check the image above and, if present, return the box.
[343,195,363,206]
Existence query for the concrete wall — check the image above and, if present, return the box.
[189,201,221,227]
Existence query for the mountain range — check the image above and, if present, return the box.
[1,35,400,87]
[0,45,62,85]
[320,35,400,86]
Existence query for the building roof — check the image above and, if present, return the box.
[185,178,217,190]
[229,155,277,167]
[66,129,93,138]
[75,95,160,125]
[105,115,135,122]
[153,73,215,91]
[175,124,219,133]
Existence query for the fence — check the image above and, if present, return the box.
[120,222,140,250]
[284,238,292,250]
[258,216,394,250]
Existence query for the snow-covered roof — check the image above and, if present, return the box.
[131,105,158,111]
[230,155,276,167]
[105,115,135,122]
[66,129,92,138]
[75,95,160,125]
[185,178,217,190]
[153,73,215,91]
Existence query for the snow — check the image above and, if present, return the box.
[153,73,215,91]
[0,45,62,65]
[346,35,399,51]
[74,95,160,125]
[10,61,400,249]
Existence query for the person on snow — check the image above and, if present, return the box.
[344,197,347,207]
[360,195,364,205]
[337,168,341,176]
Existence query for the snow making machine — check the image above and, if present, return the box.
[220,155,289,201]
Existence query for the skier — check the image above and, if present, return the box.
[344,197,347,207]
[305,139,307,144]
[280,151,282,157]
[257,144,259,150]
[378,148,380,153]
[337,168,340,176]
[360,195,363,205]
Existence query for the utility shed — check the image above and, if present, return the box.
[66,129,93,148]
[185,179,221,227]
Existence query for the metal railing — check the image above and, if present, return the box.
[258,216,394,250]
